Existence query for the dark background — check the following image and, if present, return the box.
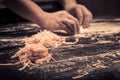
[0,0,120,24]
[77,0,120,16]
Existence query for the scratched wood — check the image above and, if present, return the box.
[0,21,120,80]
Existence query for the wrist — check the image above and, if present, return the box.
[33,11,48,27]
[60,0,77,10]
[64,3,77,11]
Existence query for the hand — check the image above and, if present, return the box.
[39,11,80,35]
[65,4,93,28]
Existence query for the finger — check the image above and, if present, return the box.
[68,17,80,34]
[65,14,80,34]
[59,22,74,35]
[83,17,91,28]
[75,9,84,26]
[82,8,93,28]
[62,19,78,35]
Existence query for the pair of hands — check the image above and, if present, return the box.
[40,4,93,35]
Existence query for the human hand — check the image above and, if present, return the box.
[39,11,80,35]
[65,4,93,28]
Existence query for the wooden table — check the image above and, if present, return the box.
[0,21,120,80]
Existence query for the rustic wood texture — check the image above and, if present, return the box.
[0,22,120,80]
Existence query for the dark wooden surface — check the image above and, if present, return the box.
[0,22,120,80]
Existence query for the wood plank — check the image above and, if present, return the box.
[0,22,120,80]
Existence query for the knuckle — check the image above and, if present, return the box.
[68,20,74,25]
[72,20,78,25]
[59,11,67,16]
[79,5,86,9]
[79,15,83,18]
[61,12,70,17]
[71,22,76,25]
[62,11,68,14]
[74,6,80,10]
[73,17,78,22]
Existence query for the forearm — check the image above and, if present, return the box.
[59,0,77,10]
[2,0,46,27]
